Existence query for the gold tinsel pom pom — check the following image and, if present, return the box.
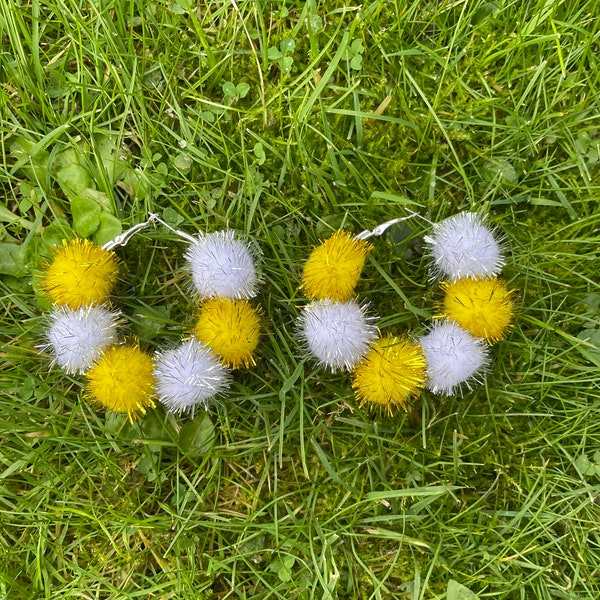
[440,277,515,343]
[194,298,261,368]
[302,230,372,302]
[351,334,426,414]
[41,239,119,309]
[85,345,156,422]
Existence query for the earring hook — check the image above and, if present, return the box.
[147,213,198,245]
[101,215,160,251]
[102,213,202,251]
[354,209,432,241]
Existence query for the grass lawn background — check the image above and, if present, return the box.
[1,0,600,598]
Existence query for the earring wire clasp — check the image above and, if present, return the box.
[354,209,431,241]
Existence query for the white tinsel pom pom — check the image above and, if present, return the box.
[45,305,119,374]
[419,320,488,396]
[185,230,258,299]
[154,338,230,415]
[424,212,503,280]
[299,300,378,372]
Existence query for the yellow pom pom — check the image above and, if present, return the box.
[41,239,119,309]
[302,230,372,302]
[194,298,261,368]
[440,277,515,343]
[85,345,156,422]
[351,334,426,414]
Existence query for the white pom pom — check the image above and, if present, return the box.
[45,305,119,374]
[185,230,258,299]
[299,300,377,372]
[154,338,230,415]
[419,320,488,396]
[424,212,503,280]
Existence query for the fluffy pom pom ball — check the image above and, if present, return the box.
[154,338,230,415]
[41,239,120,309]
[299,299,377,371]
[185,230,258,299]
[419,321,488,396]
[425,212,503,281]
[85,344,156,422]
[351,334,427,414]
[302,230,372,302]
[44,305,120,374]
[194,297,261,368]
[440,277,515,343]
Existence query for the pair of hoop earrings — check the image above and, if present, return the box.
[40,214,261,421]
[41,211,514,421]
[298,211,515,414]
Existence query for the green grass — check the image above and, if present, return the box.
[1,0,600,598]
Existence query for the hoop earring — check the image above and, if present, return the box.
[40,215,262,421]
[297,211,515,413]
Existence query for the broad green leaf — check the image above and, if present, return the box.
[482,158,518,185]
[269,555,295,583]
[104,411,129,435]
[10,137,48,164]
[281,38,295,54]
[574,453,596,477]
[577,328,600,366]
[79,187,111,210]
[162,207,184,226]
[140,410,176,441]
[236,82,250,98]
[179,413,215,455]
[222,81,237,97]
[47,70,68,98]
[0,206,21,224]
[282,56,294,73]
[447,580,479,600]
[121,168,149,199]
[472,2,500,23]
[350,54,363,70]
[95,134,129,183]
[307,14,323,32]
[166,0,192,13]
[41,221,73,247]
[56,163,92,196]
[172,152,193,173]
[253,142,266,165]
[94,212,122,247]
[0,243,26,277]
[580,293,600,315]
[315,214,346,237]
[52,147,82,170]
[268,46,282,60]
[9,137,49,186]
[70,196,101,237]
[350,38,363,54]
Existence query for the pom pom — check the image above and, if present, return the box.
[351,334,426,414]
[419,321,488,396]
[299,299,377,372]
[302,230,372,302]
[41,239,119,309]
[185,230,258,299]
[85,344,156,421]
[44,305,120,374]
[193,298,261,368]
[154,338,230,415]
[440,277,515,343]
[424,212,503,281]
